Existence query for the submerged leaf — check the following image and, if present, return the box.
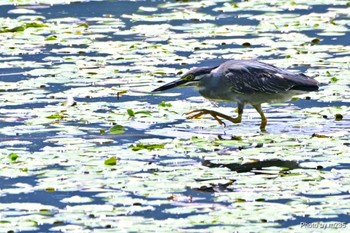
[242,42,251,47]
[311,133,332,138]
[311,38,320,44]
[335,114,343,121]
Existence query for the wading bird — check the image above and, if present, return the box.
[152,60,319,131]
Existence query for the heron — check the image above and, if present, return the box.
[152,60,319,131]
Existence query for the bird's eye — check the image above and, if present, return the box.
[182,74,194,81]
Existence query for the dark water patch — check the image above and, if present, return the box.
[299,192,350,199]
[0,132,62,152]
[0,176,38,189]
[203,159,301,173]
[293,99,350,108]
[322,163,350,171]
[0,189,105,209]
[0,68,32,82]
[0,101,58,110]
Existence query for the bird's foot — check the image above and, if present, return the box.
[185,109,226,126]
[185,109,242,127]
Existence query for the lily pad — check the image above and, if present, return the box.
[109,125,125,134]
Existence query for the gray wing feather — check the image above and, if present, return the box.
[223,61,316,94]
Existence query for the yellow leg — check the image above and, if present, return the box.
[252,104,267,131]
[185,103,244,126]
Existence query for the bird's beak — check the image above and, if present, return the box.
[152,78,188,92]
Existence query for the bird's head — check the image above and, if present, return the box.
[152,67,213,92]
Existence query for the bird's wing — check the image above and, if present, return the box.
[223,62,312,94]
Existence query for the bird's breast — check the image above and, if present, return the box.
[197,76,241,102]
[198,86,242,102]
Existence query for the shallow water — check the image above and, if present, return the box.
[1,0,350,232]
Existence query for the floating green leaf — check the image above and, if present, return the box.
[135,111,151,116]
[45,35,57,41]
[0,22,47,33]
[45,187,55,192]
[109,125,125,134]
[128,109,152,118]
[104,156,118,166]
[158,101,172,107]
[9,153,19,162]
[46,113,64,119]
[330,77,339,83]
[78,22,89,28]
[127,109,135,117]
[130,143,165,151]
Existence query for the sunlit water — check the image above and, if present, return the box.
[1,0,350,232]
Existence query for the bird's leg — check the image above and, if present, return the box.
[185,103,244,126]
[252,104,267,131]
